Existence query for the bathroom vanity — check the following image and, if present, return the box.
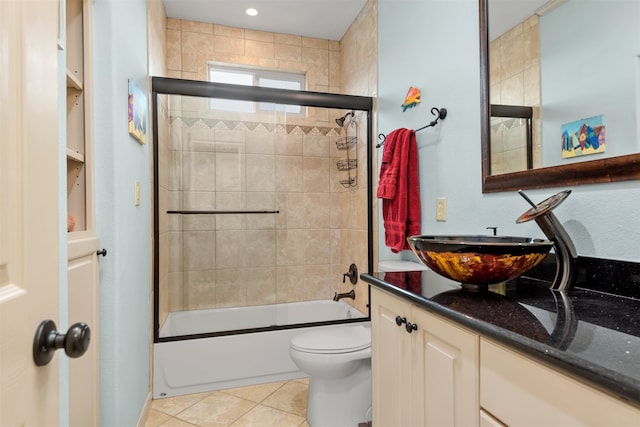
[363,265,640,426]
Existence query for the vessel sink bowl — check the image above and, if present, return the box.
[407,235,554,290]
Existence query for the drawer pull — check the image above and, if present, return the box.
[405,322,418,333]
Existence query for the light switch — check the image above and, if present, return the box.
[135,181,141,206]
[436,197,446,221]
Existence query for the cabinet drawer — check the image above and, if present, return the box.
[480,339,640,426]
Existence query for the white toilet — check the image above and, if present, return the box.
[289,324,372,427]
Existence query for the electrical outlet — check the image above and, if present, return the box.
[436,197,446,221]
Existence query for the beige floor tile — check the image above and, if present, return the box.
[261,381,308,417]
[229,404,305,427]
[152,392,211,416]
[176,392,256,427]
[160,417,200,427]
[144,409,172,427]
[220,381,286,403]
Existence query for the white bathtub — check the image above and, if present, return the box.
[153,300,368,398]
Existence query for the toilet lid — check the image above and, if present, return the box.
[291,325,371,354]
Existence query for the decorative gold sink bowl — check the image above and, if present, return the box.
[407,235,554,290]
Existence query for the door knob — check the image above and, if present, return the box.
[405,322,418,333]
[33,320,90,366]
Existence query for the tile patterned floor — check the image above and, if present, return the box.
[145,378,311,427]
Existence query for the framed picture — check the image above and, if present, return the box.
[128,78,148,145]
[561,115,605,159]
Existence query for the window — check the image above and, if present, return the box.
[208,64,306,115]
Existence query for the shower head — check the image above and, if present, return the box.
[336,111,354,127]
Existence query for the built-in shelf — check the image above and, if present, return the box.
[66,69,83,91]
[66,0,89,234]
[66,148,85,163]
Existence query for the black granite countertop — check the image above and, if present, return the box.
[362,267,640,408]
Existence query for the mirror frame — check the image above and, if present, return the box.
[480,0,640,193]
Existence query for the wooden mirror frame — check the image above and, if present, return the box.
[479,0,640,193]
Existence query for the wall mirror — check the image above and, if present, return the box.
[480,0,640,193]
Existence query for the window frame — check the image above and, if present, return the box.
[207,64,306,116]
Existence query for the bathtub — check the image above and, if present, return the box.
[153,300,368,398]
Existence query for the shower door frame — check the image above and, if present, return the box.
[151,76,374,344]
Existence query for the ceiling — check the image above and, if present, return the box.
[163,0,369,41]
[163,0,555,43]
[488,0,554,40]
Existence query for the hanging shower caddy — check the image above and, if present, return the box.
[336,112,358,188]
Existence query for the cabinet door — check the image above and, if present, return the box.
[370,287,414,427]
[481,338,640,426]
[413,309,479,427]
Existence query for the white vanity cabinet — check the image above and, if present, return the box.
[480,339,640,426]
[370,285,640,427]
[370,287,479,427]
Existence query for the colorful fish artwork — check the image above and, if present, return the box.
[401,86,421,112]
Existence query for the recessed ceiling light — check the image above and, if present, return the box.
[246,8,258,16]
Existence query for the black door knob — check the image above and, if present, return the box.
[405,322,418,333]
[33,320,91,366]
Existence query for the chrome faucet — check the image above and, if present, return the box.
[333,290,355,301]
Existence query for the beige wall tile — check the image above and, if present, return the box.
[275,33,301,46]
[303,264,331,300]
[245,29,274,43]
[303,157,330,193]
[302,36,328,49]
[303,193,331,229]
[184,270,216,310]
[216,268,248,307]
[214,35,245,55]
[275,43,302,62]
[167,70,181,78]
[275,156,303,193]
[214,24,244,38]
[302,132,330,157]
[245,39,275,59]
[245,268,277,305]
[167,18,181,30]
[182,31,214,72]
[304,229,331,265]
[182,20,213,34]
[167,28,182,71]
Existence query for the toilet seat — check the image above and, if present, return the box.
[291,324,371,354]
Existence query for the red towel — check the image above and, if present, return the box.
[377,128,421,253]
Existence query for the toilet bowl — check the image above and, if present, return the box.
[289,324,372,427]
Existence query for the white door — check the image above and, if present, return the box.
[0,0,62,426]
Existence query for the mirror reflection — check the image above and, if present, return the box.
[487,0,640,176]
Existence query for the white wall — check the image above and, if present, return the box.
[378,0,640,263]
[93,0,152,425]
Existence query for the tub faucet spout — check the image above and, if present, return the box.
[333,290,355,301]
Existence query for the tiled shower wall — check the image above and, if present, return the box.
[165,101,366,311]
[489,14,541,175]
[159,0,377,319]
